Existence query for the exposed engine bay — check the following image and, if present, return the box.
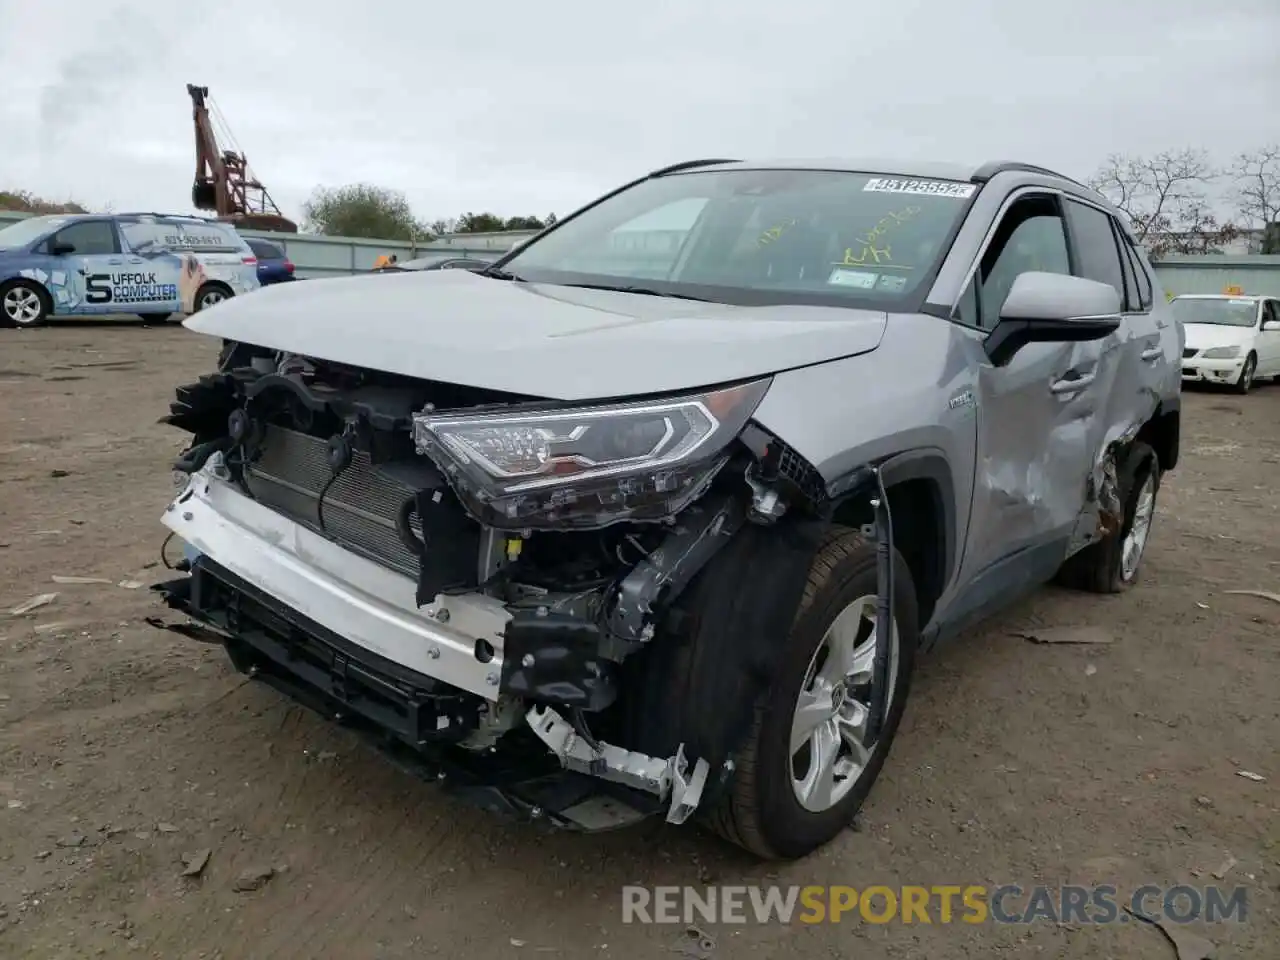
[153,343,881,831]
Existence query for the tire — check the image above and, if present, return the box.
[1,280,51,328]
[193,283,232,313]
[1055,442,1159,594]
[1232,353,1257,394]
[700,529,919,859]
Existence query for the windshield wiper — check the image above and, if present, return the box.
[561,282,711,302]
[477,267,523,281]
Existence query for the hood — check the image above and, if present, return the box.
[1182,322,1257,351]
[184,270,888,401]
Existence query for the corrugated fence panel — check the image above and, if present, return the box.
[4,210,1280,291]
[1152,256,1280,298]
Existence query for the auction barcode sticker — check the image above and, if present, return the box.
[863,178,977,199]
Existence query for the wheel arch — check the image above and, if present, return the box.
[829,449,956,630]
[0,275,55,316]
[1133,397,1180,473]
[191,279,235,313]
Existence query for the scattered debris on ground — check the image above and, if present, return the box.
[1013,625,1114,645]
[8,593,57,616]
[1223,588,1280,605]
[1124,904,1217,960]
[181,849,212,878]
[232,865,276,893]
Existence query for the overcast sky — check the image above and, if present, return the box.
[1,0,1276,224]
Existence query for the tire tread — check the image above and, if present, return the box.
[704,527,870,857]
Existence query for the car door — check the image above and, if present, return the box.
[1060,198,1162,545]
[44,219,122,315]
[1259,299,1280,376]
[117,220,183,314]
[952,190,1102,598]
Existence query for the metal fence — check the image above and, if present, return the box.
[3,209,1280,292]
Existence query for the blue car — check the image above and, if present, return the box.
[0,212,261,328]
[245,237,296,286]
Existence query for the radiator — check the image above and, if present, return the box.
[244,425,423,578]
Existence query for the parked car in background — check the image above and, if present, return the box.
[1172,293,1280,393]
[376,253,500,273]
[245,238,296,286]
[157,157,1182,861]
[0,213,259,327]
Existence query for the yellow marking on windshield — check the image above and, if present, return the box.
[835,206,921,267]
[758,218,798,246]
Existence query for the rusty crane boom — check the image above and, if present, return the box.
[187,83,297,233]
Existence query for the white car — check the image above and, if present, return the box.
[1173,294,1280,394]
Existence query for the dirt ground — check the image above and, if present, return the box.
[0,319,1277,960]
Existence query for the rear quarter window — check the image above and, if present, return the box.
[122,221,247,254]
[247,239,285,259]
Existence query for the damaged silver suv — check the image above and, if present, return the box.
[155,158,1182,860]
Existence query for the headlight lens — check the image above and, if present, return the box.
[413,379,770,529]
[1201,345,1241,359]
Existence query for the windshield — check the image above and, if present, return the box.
[0,216,69,250]
[1172,298,1259,327]
[498,168,976,307]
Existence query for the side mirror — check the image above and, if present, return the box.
[1262,321,1280,332]
[50,242,76,256]
[985,272,1122,367]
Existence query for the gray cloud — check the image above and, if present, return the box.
[3,0,1277,222]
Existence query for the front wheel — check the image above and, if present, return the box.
[705,529,918,859]
[1233,353,1257,394]
[1,280,51,328]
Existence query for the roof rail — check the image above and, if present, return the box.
[970,161,1088,188]
[114,211,215,221]
[649,158,740,177]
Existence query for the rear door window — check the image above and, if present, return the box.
[247,238,284,260]
[1064,200,1126,302]
[1116,229,1153,310]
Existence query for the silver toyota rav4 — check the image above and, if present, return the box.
[155,158,1182,860]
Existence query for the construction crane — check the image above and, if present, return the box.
[187,83,297,233]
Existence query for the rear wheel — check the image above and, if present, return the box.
[1,280,51,328]
[193,283,231,313]
[1056,442,1159,593]
[702,530,918,859]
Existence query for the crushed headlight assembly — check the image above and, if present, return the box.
[412,378,771,529]
[1201,345,1242,359]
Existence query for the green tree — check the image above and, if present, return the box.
[501,215,547,231]
[455,212,509,233]
[303,184,428,240]
[0,189,88,214]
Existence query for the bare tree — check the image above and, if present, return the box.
[1230,145,1280,253]
[1088,148,1234,255]
[1158,199,1240,255]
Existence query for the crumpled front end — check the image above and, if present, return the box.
[153,344,834,830]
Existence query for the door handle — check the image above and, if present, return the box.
[1140,345,1163,361]
[106,258,123,265]
[1050,372,1096,394]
